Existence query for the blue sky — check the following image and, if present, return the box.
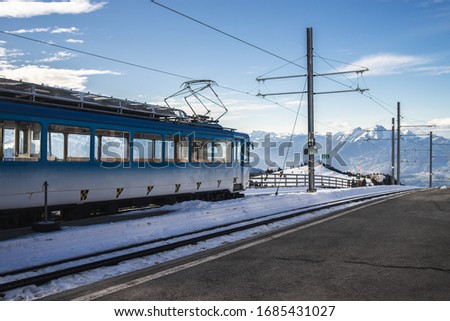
[1,0,450,137]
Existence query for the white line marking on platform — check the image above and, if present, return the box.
[73,192,407,301]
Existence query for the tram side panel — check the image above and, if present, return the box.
[0,100,250,220]
[0,164,242,210]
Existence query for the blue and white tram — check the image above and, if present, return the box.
[0,78,251,226]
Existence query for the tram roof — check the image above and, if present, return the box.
[0,78,234,131]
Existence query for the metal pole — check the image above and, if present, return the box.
[430,131,433,188]
[397,102,401,185]
[326,132,332,167]
[306,27,316,192]
[43,181,48,222]
[391,117,395,185]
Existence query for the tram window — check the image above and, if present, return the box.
[165,135,174,161]
[95,129,130,162]
[176,136,189,162]
[214,140,232,163]
[244,142,251,164]
[165,135,189,162]
[133,133,162,162]
[192,138,213,163]
[47,125,90,162]
[154,137,162,160]
[1,120,41,162]
[233,141,241,163]
[47,131,63,161]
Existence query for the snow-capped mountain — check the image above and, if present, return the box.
[250,126,450,187]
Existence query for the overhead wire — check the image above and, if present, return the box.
[217,82,347,134]
[313,52,361,90]
[218,83,301,115]
[311,51,433,137]
[4,1,435,142]
[0,27,341,134]
[0,3,370,120]
[314,52,362,89]
[300,53,440,172]
[150,0,435,141]
[307,51,400,120]
[0,30,193,80]
[313,55,368,70]
[1,6,314,125]
[257,56,306,79]
[150,0,307,71]
[352,64,434,137]
[275,78,308,196]
[359,90,397,117]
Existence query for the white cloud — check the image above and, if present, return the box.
[0,49,12,69]
[0,39,118,90]
[415,65,450,75]
[0,0,107,18]
[5,48,25,58]
[427,118,450,138]
[9,27,50,34]
[428,117,450,129]
[0,44,22,69]
[51,27,79,34]
[38,51,75,62]
[65,38,84,44]
[317,121,354,135]
[343,53,432,76]
[0,65,119,90]
[8,26,80,34]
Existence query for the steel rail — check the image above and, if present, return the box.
[0,189,417,294]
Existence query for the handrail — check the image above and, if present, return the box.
[250,173,353,189]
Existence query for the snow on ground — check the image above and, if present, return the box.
[0,185,417,300]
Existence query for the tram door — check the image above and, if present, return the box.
[233,140,247,190]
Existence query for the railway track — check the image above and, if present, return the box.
[0,188,418,296]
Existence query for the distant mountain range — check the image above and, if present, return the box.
[250,126,450,187]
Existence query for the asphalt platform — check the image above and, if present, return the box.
[48,188,450,300]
